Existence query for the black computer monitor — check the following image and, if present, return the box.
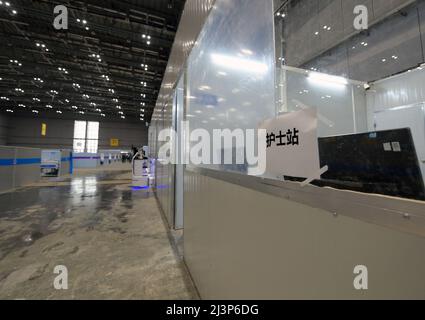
[316,128,425,201]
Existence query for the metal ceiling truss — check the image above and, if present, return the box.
[0,0,186,122]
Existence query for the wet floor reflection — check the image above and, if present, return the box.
[0,170,154,261]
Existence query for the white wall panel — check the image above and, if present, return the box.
[184,169,425,299]
[367,68,425,111]
[14,148,41,188]
[151,0,217,228]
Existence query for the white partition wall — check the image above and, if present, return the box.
[73,153,100,168]
[0,147,16,193]
[184,169,425,299]
[61,149,73,175]
[150,0,425,299]
[0,146,41,193]
[174,74,185,230]
[151,0,217,229]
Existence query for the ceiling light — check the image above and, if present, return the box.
[308,71,348,86]
[58,67,68,74]
[10,59,22,67]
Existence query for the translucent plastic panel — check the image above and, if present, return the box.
[87,122,99,140]
[73,139,85,154]
[73,121,86,140]
[186,0,276,172]
[279,67,368,137]
[86,139,99,154]
[274,0,425,201]
[277,0,423,82]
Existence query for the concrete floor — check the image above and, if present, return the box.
[0,163,198,300]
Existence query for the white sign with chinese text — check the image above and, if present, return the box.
[259,108,321,180]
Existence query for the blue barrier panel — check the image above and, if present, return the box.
[70,152,73,174]
[16,158,41,165]
[0,159,14,166]
[0,158,41,166]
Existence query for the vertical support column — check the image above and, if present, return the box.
[12,147,17,189]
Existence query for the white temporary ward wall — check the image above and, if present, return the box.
[184,169,425,299]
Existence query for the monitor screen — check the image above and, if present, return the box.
[317,128,425,201]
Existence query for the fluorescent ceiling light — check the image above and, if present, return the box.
[308,72,348,86]
[211,53,268,74]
